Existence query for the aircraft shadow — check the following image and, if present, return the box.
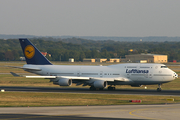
[0,114,145,120]
[1,86,180,96]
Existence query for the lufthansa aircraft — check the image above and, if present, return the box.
[17,38,178,91]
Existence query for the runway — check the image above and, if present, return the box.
[0,104,180,120]
[1,86,180,96]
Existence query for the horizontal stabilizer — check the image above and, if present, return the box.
[5,65,41,71]
[22,67,41,71]
[10,72,21,77]
[5,65,23,69]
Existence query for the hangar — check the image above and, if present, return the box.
[83,58,120,63]
[125,54,167,63]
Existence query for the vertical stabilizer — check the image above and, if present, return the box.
[19,38,52,65]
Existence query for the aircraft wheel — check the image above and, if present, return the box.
[157,88,162,92]
[99,88,104,91]
[108,86,115,91]
[157,84,162,92]
[90,86,96,91]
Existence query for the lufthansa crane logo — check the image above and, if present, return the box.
[24,45,35,59]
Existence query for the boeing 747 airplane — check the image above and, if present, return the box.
[15,38,178,91]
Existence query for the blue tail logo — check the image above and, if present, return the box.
[19,38,52,65]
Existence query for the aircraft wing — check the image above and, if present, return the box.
[26,76,57,79]
[25,76,130,81]
[24,75,133,87]
[25,75,132,82]
[6,66,41,71]
[114,77,132,82]
[26,76,90,80]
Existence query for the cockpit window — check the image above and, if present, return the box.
[161,66,168,68]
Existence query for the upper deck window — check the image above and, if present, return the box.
[161,66,167,68]
[127,66,137,68]
[140,67,150,68]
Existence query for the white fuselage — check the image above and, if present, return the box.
[23,63,177,86]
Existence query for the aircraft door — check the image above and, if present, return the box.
[77,70,81,77]
[137,64,145,80]
[125,65,131,79]
[127,73,130,78]
[100,71,103,78]
[149,68,153,78]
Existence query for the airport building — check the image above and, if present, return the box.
[83,58,120,63]
[83,54,168,63]
[125,54,168,63]
[69,58,74,62]
[83,59,96,62]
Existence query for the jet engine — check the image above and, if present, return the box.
[58,78,72,86]
[93,80,107,88]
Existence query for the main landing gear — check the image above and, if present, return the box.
[157,84,162,92]
[89,86,104,91]
[90,86,96,90]
[89,86,115,91]
[108,86,116,90]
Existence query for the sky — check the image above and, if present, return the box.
[0,0,180,37]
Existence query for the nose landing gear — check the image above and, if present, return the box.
[157,84,162,92]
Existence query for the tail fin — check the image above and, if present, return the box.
[19,38,52,65]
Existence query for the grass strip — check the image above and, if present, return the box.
[0,92,179,107]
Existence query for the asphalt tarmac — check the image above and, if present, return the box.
[1,86,180,119]
[0,104,180,120]
[1,86,180,96]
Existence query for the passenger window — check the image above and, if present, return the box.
[161,66,167,68]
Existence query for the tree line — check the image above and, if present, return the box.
[0,38,180,61]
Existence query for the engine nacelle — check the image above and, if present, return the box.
[58,78,72,86]
[93,80,107,88]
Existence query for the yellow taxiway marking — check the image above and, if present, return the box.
[129,105,180,120]
[129,108,162,120]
